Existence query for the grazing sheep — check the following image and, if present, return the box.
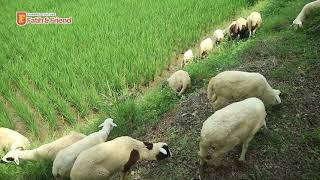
[167,70,191,96]
[52,119,117,179]
[226,21,237,39]
[182,49,194,68]
[199,97,266,169]
[292,0,320,29]
[213,29,224,45]
[200,38,214,57]
[70,136,171,180]
[1,132,85,165]
[207,71,281,110]
[247,12,262,37]
[0,127,30,152]
[235,17,248,39]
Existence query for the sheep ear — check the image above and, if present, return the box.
[159,148,167,155]
[14,156,19,165]
[98,122,105,128]
[111,122,117,127]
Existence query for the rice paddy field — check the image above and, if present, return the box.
[0,0,251,137]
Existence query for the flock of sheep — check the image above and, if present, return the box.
[0,2,318,179]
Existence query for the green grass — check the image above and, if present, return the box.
[1,0,319,179]
[0,0,253,135]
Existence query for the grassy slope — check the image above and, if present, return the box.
[131,0,320,179]
[0,0,249,136]
[1,0,319,179]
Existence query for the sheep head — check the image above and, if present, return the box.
[99,118,117,131]
[1,149,20,165]
[141,142,171,161]
[263,89,282,105]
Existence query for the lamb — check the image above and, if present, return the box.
[207,71,281,110]
[200,38,213,57]
[167,70,191,96]
[0,127,30,152]
[292,0,320,29]
[198,98,266,170]
[213,29,224,45]
[181,49,194,68]
[52,119,117,179]
[247,12,262,37]
[70,136,171,180]
[235,17,248,39]
[1,131,85,165]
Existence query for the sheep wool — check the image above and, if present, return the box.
[200,38,213,57]
[247,12,262,37]
[182,49,194,68]
[70,136,171,180]
[235,17,248,38]
[199,97,266,168]
[213,29,224,44]
[52,119,117,178]
[292,0,320,29]
[1,131,85,165]
[0,127,30,152]
[207,71,281,110]
[226,21,237,39]
[167,70,191,96]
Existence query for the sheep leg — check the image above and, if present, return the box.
[239,136,254,161]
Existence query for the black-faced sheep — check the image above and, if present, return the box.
[199,98,266,169]
[207,71,281,110]
[235,17,248,39]
[70,136,171,180]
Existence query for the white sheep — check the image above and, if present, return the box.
[167,70,191,96]
[70,136,171,180]
[1,131,85,165]
[52,119,117,179]
[235,17,248,38]
[292,0,320,29]
[198,97,266,169]
[181,49,194,68]
[207,71,281,110]
[213,29,224,45]
[247,12,262,37]
[200,38,214,57]
[226,21,237,39]
[0,127,30,152]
